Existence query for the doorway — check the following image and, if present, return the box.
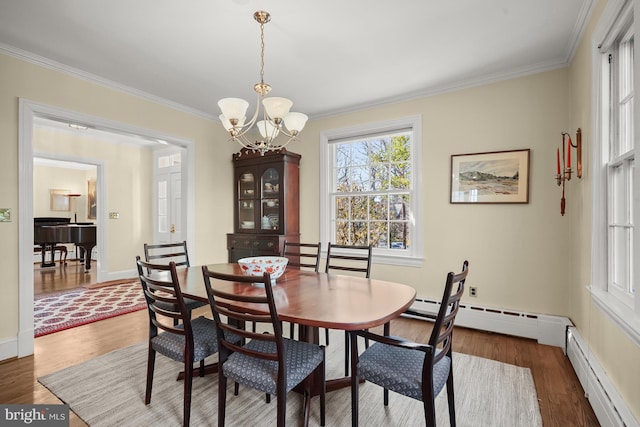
[18,99,195,357]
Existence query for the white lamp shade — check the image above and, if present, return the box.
[283,112,308,133]
[218,98,249,120]
[262,97,293,119]
[257,120,280,139]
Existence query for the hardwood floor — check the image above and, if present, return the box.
[3,265,599,426]
[34,255,97,295]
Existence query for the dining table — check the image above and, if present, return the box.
[170,262,416,419]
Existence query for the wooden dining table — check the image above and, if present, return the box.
[171,262,416,418]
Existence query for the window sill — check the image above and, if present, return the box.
[373,253,423,268]
[590,286,640,347]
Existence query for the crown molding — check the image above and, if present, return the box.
[0,42,216,121]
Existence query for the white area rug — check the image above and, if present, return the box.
[39,332,542,426]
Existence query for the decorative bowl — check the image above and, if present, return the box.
[237,256,289,284]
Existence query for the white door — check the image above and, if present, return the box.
[155,149,184,244]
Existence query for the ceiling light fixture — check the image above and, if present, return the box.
[218,11,308,155]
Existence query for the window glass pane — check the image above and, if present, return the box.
[390,222,410,249]
[369,195,388,220]
[349,221,368,246]
[611,164,626,224]
[370,221,388,248]
[335,196,350,220]
[351,195,368,220]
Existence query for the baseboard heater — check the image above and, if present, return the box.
[566,326,639,427]
[404,298,571,348]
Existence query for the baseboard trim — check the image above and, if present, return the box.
[0,337,18,361]
[566,326,639,427]
[405,297,572,347]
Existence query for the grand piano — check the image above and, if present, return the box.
[34,217,97,271]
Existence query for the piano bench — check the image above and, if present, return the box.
[34,245,68,265]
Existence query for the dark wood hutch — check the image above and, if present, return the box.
[226,148,300,262]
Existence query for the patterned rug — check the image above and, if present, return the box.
[34,282,146,337]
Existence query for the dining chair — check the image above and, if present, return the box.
[349,260,469,427]
[325,243,374,375]
[136,257,220,427]
[202,266,326,427]
[281,241,325,342]
[143,241,207,324]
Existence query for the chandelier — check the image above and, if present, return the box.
[218,11,308,155]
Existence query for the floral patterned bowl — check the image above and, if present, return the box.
[237,256,289,284]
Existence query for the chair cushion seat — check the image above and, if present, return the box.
[357,342,451,401]
[151,316,218,362]
[223,338,324,395]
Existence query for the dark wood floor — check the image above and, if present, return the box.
[4,263,599,426]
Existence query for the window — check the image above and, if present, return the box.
[592,0,640,343]
[320,116,422,266]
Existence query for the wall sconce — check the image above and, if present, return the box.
[556,128,582,216]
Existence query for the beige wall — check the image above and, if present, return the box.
[303,70,572,314]
[568,0,640,419]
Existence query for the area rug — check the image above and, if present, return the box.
[34,282,146,337]
[38,333,542,426]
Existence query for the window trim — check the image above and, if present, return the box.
[591,0,640,346]
[320,115,423,267]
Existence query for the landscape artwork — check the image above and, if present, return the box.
[450,149,530,204]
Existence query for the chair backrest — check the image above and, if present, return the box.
[136,256,194,341]
[201,267,286,377]
[325,243,372,278]
[282,241,321,272]
[144,241,190,268]
[428,260,469,365]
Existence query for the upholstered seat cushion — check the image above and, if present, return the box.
[150,316,218,362]
[357,342,451,401]
[223,338,324,395]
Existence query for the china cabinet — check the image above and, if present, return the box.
[227,148,300,262]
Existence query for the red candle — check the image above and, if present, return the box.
[567,136,571,168]
[557,148,561,174]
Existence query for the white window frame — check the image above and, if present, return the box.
[320,115,423,267]
[591,0,640,345]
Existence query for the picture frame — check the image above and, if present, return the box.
[87,178,97,219]
[50,189,70,211]
[450,149,530,204]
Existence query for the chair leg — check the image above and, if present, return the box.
[145,345,156,405]
[289,322,295,339]
[277,389,286,427]
[218,371,227,427]
[320,350,326,426]
[234,382,239,396]
[344,332,350,376]
[384,388,389,406]
[324,328,330,346]
[199,359,205,377]
[183,359,193,427]
[447,370,456,427]
[349,333,359,427]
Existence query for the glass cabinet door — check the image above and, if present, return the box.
[238,172,256,230]
[260,167,280,231]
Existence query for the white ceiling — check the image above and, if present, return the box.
[0,0,593,120]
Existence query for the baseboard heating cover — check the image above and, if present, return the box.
[566,326,639,427]
[405,298,572,347]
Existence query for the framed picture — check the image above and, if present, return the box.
[87,178,97,219]
[50,189,70,211]
[450,149,530,204]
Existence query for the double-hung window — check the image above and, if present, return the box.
[592,0,640,342]
[320,116,422,266]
